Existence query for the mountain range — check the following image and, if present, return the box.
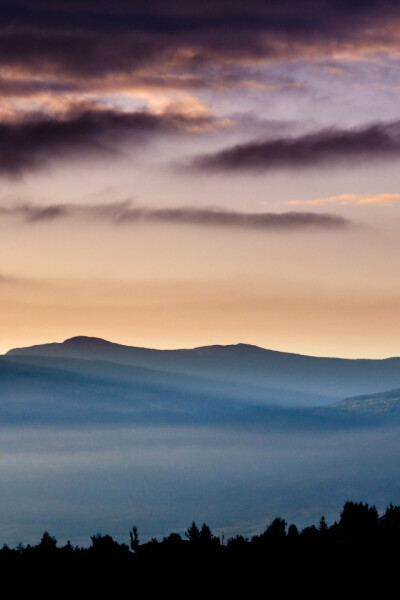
[1,336,400,428]
[7,336,400,398]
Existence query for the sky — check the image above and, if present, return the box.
[1,0,400,357]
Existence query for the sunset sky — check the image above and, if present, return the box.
[1,0,400,357]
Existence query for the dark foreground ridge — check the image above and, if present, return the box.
[1,500,400,594]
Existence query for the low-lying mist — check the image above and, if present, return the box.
[0,422,399,548]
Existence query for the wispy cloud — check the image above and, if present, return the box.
[192,121,400,171]
[288,193,400,206]
[0,200,350,231]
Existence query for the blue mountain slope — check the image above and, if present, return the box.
[2,357,305,427]
[0,355,393,430]
[5,353,333,407]
[0,356,250,425]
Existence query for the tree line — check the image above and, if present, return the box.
[1,500,400,592]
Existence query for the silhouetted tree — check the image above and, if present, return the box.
[287,524,299,541]
[227,535,248,549]
[185,521,200,543]
[90,533,129,555]
[301,525,319,545]
[39,531,57,552]
[380,503,400,530]
[264,517,287,544]
[130,525,139,553]
[15,542,25,554]
[339,501,379,540]
[319,516,328,533]
[199,523,220,548]
[163,532,182,544]
[200,524,213,542]
[61,540,74,555]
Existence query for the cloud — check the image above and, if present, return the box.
[0,199,350,231]
[0,200,132,222]
[0,105,219,176]
[288,193,400,206]
[3,4,400,176]
[192,121,400,171]
[1,1,400,95]
[0,273,21,285]
[0,76,78,98]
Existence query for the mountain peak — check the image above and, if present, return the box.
[63,336,114,347]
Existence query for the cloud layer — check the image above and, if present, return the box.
[1,1,400,97]
[0,200,349,231]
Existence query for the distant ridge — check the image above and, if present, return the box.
[335,388,400,413]
[9,334,399,359]
[7,336,296,361]
[5,336,400,401]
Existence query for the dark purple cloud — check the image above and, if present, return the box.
[193,121,400,171]
[2,1,398,36]
[0,199,350,231]
[0,107,215,176]
[0,1,399,84]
